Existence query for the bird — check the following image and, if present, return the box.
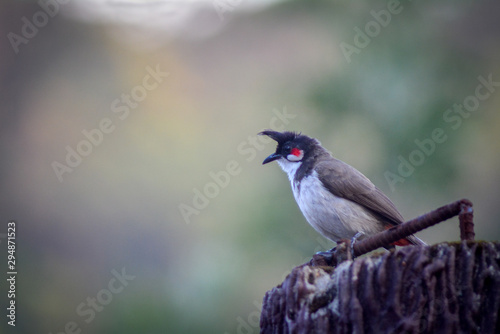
[259,130,426,248]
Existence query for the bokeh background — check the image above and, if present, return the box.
[1,0,500,333]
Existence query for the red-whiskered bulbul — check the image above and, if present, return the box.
[259,130,426,248]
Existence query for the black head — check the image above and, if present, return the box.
[259,130,316,165]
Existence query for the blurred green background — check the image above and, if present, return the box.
[1,0,499,333]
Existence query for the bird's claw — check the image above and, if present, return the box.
[315,247,336,257]
[315,246,336,256]
[350,232,366,258]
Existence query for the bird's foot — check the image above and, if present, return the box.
[315,246,336,256]
[350,232,366,258]
[312,246,337,265]
[312,247,337,266]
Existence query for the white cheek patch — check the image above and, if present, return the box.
[287,150,304,162]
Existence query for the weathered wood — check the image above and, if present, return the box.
[260,242,500,334]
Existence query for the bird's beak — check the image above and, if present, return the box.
[262,153,282,165]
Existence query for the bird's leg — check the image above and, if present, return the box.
[350,232,366,258]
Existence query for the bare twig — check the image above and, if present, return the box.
[353,199,474,257]
[459,201,475,241]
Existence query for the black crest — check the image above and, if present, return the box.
[258,130,300,145]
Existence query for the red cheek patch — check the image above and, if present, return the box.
[291,148,301,156]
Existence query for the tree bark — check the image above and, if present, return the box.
[260,242,500,334]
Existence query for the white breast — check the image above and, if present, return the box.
[278,159,382,242]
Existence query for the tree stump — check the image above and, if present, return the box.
[260,242,500,334]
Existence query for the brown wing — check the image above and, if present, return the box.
[315,158,404,226]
